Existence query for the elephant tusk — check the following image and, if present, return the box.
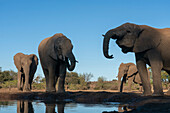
[102,34,105,37]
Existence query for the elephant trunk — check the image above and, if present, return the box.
[103,29,117,59]
[66,52,76,71]
[23,65,31,91]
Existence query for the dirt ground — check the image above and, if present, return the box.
[0,88,170,113]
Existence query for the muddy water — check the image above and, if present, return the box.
[0,100,129,113]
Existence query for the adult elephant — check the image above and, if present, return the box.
[117,63,149,92]
[38,33,77,92]
[14,53,38,91]
[103,23,170,96]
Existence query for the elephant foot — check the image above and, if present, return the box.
[23,87,31,92]
[18,87,23,91]
[57,90,65,93]
[152,92,164,96]
[46,89,56,93]
[141,91,152,96]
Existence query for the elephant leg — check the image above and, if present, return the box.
[23,73,31,91]
[136,60,152,96]
[58,63,66,93]
[127,77,133,91]
[48,65,57,92]
[120,74,127,92]
[21,73,25,90]
[118,77,121,92]
[29,74,34,90]
[17,71,22,91]
[42,68,50,92]
[148,51,164,96]
[139,85,143,92]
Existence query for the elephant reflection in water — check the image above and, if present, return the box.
[118,105,132,112]
[102,104,132,113]
[45,103,65,113]
[17,101,34,113]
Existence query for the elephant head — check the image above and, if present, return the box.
[103,23,161,58]
[49,33,77,71]
[117,63,130,79]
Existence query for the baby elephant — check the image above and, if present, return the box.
[38,33,77,92]
[117,63,150,92]
[14,53,38,91]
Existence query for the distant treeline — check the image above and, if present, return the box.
[0,69,169,90]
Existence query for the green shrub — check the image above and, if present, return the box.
[32,82,46,90]
[1,80,17,88]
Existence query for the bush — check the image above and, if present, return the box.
[1,80,17,88]
[32,82,46,90]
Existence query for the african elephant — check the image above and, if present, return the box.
[14,53,38,91]
[117,63,149,92]
[103,23,170,96]
[38,33,77,92]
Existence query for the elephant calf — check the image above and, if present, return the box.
[38,33,77,92]
[117,63,150,92]
[14,53,38,91]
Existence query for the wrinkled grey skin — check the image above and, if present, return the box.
[38,33,77,92]
[103,23,170,96]
[117,63,149,92]
[14,53,38,91]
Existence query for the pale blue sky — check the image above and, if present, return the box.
[1,0,170,81]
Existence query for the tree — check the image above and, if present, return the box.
[95,76,106,90]
[65,72,80,85]
[161,71,170,83]
[0,70,16,83]
[79,73,93,82]
[34,75,42,83]
[98,76,106,82]
[40,78,46,83]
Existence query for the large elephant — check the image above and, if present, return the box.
[103,23,170,96]
[14,53,38,91]
[38,33,77,92]
[117,63,149,92]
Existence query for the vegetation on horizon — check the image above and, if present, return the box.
[0,69,169,91]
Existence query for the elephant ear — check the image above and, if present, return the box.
[127,65,138,77]
[48,35,63,61]
[133,26,161,53]
[14,53,24,71]
[48,40,58,61]
[31,54,38,65]
[34,56,38,65]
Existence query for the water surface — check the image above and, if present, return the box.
[0,100,127,113]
